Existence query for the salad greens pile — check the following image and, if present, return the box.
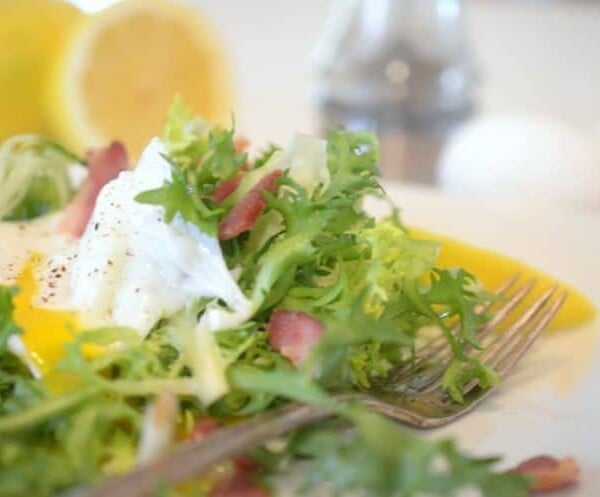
[0,99,530,496]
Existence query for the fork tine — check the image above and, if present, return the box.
[458,287,566,399]
[392,274,521,384]
[396,277,536,392]
[430,277,537,365]
[476,278,537,336]
[477,284,558,368]
[494,291,567,376]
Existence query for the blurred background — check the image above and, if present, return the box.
[2,0,599,211]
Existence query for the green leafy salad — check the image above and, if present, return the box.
[0,99,530,496]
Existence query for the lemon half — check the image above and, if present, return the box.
[48,0,233,157]
[0,0,83,140]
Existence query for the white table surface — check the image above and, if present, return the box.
[195,0,600,147]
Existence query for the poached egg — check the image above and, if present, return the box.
[0,216,80,376]
[2,138,251,377]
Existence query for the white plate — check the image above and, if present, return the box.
[382,184,600,495]
[282,183,600,496]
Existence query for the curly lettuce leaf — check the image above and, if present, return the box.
[0,135,82,221]
[138,99,248,235]
[230,367,530,497]
[162,95,210,168]
[135,160,221,236]
[359,220,440,317]
[324,128,381,202]
[0,100,519,496]
[163,97,245,181]
[401,270,498,401]
[0,322,201,496]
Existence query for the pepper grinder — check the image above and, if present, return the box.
[312,0,478,184]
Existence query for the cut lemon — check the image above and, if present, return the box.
[48,0,233,157]
[0,0,83,141]
[410,226,596,332]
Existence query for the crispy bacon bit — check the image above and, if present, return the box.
[211,161,251,203]
[209,472,268,497]
[267,309,325,366]
[510,455,579,492]
[212,174,244,202]
[211,136,250,202]
[218,170,282,240]
[59,141,128,237]
[234,136,250,154]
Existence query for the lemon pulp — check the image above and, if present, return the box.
[49,0,233,157]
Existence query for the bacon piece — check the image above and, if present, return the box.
[212,174,245,202]
[218,170,282,240]
[211,136,251,202]
[59,141,128,237]
[510,455,579,492]
[267,309,325,366]
[234,136,250,154]
[211,162,251,203]
[209,472,268,497]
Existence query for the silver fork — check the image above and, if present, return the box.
[66,275,567,497]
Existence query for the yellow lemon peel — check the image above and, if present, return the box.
[0,0,83,140]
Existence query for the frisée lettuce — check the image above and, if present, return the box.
[0,135,82,221]
[0,100,531,497]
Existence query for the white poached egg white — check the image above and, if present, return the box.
[2,138,252,378]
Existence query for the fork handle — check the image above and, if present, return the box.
[64,402,332,497]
